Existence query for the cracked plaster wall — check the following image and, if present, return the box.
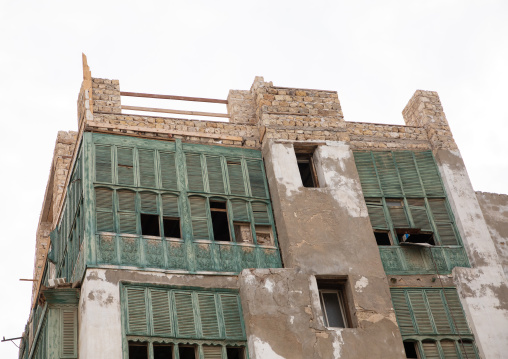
[257,140,405,358]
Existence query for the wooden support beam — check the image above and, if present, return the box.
[86,121,243,142]
[121,105,230,118]
[120,91,228,104]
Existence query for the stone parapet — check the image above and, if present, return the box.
[91,78,121,114]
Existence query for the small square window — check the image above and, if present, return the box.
[163,217,181,238]
[227,347,245,359]
[403,341,419,359]
[128,342,148,359]
[179,345,197,359]
[374,230,392,246]
[153,344,173,359]
[295,150,319,188]
[317,279,351,328]
[141,214,160,236]
[255,225,274,246]
[234,222,253,244]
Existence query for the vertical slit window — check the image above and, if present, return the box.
[296,152,319,188]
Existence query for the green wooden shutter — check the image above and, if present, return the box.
[407,199,432,231]
[366,204,388,229]
[202,345,223,359]
[189,196,209,239]
[374,152,402,197]
[138,149,157,188]
[150,289,172,336]
[391,290,416,335]
[231,199,250,223]
[227,159,246,196]
[174,291,196,337]
[414,151,445,196]
[186,153,204,192]
[95,145,113,183]
[206,155,226,194]
[118,190,137,234]
[162,194,179,218]
[160,151,178,190]
[246,159,267,198]
[421,341,440,359]
[197,293,220,338]
[219,294,244,339]
[117,147,135,186]
[426,290,452,334]
[252,202,270,224]
[60,308,77,358]
[428,199,458,245]
[394,152,424,197]
[387,201,410,228]
[459,341,478,359]
[140,191,158,214]
[95,188,114,232]
[440,340,459,359]
[444,289,470,334]
[407,290,434,334]
[126,287,148,334]
[353,152,382,197]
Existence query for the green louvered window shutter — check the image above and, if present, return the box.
[387,200,410,228]
[219,294,244,339]
[444,289,470,334]
[394,152,424,197]
[162,194,179,218]
[407,290,434,334]
[189,196,209,240]
[353,152,382,197]
[421,341,440,359]
[126,287,148,334]
[95,188,114,232]
[426,291,452,334]
[140,191,158,215]
[391,290,416,335]
[60,308,77,358]
[407,199,432,231]
[186,153,204,192]
[202,345,223,359]
[197,293,220,338]
[227,159,246,196]
[429,199,458,245]
[160,151,178,190]
[440,340,459,359]
[150,289,172,336]
[118,189,137,234]
[414,151,445,197]
[174,291,196,337]
[459,340,478,359]
[252,202,270,225]
[206,155,226,194]
[246,159,267,198]
[95,145,113,183]
[374,152,402,197]
[138,149,157,188]
[117,147,135,186]
[366,199,388,230]
[231,199,250,223]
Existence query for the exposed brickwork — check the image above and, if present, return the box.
[91,78,121,114]
[402,90,457,150]
[227,90,256,124]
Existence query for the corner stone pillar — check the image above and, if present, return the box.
[403,90,508,358]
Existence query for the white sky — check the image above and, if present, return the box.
[1,1,507,357]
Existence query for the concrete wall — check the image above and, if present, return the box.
[257,139,404,359]
[477,191,508,278]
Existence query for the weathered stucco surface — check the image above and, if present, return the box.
[436,149,508,359]
[476,191,508,278]
[259,139,405,358]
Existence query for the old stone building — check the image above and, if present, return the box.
[18,55,508,359]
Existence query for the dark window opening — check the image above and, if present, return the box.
[210,201,227,209]
[374,231,392,246]
[403,341,418,359]
[163,217,181,238]
[211,210,231,241]
[234,222,253,244]
[179,346,196,359]
[227,347,244,359]
[397,229,435,245]
[141,214,160,236]
[128,342,148,359]
[153,344,173,359]
[296,153,319,188]
[317,278,351,328]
